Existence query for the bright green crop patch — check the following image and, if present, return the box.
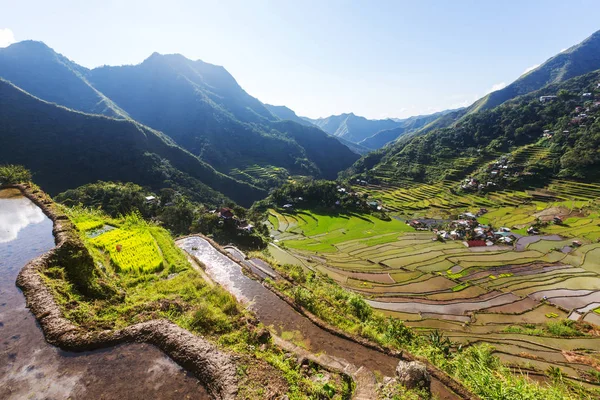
[69,212,105,231]
[90,227,163,273]
[280,209,412,251]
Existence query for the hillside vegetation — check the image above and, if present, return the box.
[0,80,265,206]
[348,69,600,187]
[0,41,359,188]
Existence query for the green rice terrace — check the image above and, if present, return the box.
[52,207,355,399]
[265,181,600,392]
[228,164,292,188]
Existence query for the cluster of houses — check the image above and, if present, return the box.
[460,155,514,191]
[416,209,525,247]
[211,207,254,232]
[570,100,600,125]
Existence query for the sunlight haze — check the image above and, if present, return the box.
[1,0,599,119]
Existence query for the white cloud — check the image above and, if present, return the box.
[522,64,540,75]
[485,82,506,95]
[0,28,15,48]
[0,197,46,243]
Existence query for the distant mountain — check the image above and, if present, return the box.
[467,30,600,115]
[0,41,126,117]
[0,79,265,206]
[0,42,359,188]
[359,109,460,149]
[265,104,315,127]
[304,113,401,143]
[396,30,600,141]
[347,68,600,187]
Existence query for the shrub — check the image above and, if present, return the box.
[347,293,372,322]
[191,302,232,334]
[0,164,32,184]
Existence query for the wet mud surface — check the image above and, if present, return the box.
[179,236,461,400]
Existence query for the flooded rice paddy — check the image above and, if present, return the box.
[178,236,461,399]
[268,208,600,385]
[0,189,208,400]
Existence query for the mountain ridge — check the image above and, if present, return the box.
[0,78,266,206]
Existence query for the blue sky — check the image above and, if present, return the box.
[1,0,599,119]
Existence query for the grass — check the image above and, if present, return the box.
[502,320,584,337]
[278,209,412,252]
[48,206,352,399]
[265,183,600,395]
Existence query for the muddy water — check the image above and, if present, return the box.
[179,237,460,399]
[0,190,208,400]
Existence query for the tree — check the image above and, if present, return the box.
[0,164,32,185]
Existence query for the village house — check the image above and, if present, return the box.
[539,95,557,103]
[144,195,158,204]
[464,240,487,248]
[218,207,234,219]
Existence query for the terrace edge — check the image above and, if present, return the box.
[2,183,239,400]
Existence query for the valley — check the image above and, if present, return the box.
[2,16,600,400]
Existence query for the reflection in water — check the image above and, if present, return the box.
[0,196,46,243]
[179,236,400,376]
[0,191,209,399]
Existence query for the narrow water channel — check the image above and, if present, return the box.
[0,189,209,400]
[179,236,460,400]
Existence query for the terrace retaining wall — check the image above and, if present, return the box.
[4,184,238,400]
[186,235,479,400]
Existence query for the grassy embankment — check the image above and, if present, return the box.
[262,204,600,400]
[44,206,352,400]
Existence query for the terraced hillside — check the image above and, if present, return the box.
[265,183,600,391]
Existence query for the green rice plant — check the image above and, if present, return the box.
[90,228,162,273]
[451,282,470,292]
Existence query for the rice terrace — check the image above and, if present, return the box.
[266,178,600,389]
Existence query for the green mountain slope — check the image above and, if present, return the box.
[0,42,359,187]
[0,41,126,117]
[265,104,316,127]
[347,69,600,187]
[0,79,266,206]
[86,53,358,180]
[398,30,600,141]
[358,109,460,149]
[305,113,401,143]
[469,30,600,115]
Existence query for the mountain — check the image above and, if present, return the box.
[412,29,600,136]
[305,113,401,143]
[265,104,316,127]
[0,41,126,118]
[358,109,460,149]
[0,42,359,188]
[467,30,600,115]
[346,30,600,184]
[86,53,358,181]
[0,79,266,206]
[347,68,600,187]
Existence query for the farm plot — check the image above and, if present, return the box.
[270,182,600,383]
[90,228,163,273]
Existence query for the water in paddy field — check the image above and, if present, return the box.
[0,189,209,400]
[178,236,461,400]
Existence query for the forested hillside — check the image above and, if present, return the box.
[0,41,125,117]
[0,80,265,206]
[407,30,600,137]
[347,69,600,188]
[0,42,359,187]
